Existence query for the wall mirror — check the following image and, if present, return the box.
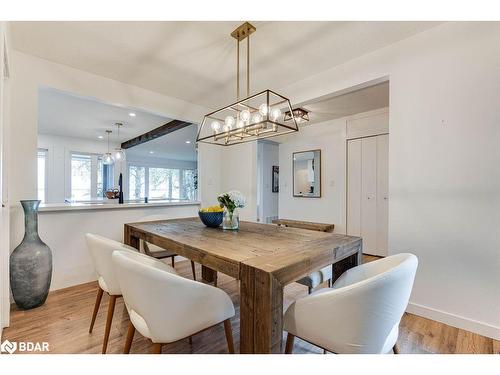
[293,149,321,198]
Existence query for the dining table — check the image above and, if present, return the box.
[124,217,362,354]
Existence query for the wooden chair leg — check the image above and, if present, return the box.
[214,271,218,287]
[285,333,295,354]
[223,319,235,354]
[393,343,400,354]
[152,342,162,354]
[308,286,312,294]
[191,261,196,281]
[102,295,117,354]
[171,256,175,268]
[327,279,332,288]
[89,287,104,333]
[123,321,135,354]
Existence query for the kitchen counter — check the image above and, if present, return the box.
[38,200,201,212]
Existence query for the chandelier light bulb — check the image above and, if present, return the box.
[211,121,221,132]
[252,113,263,124]
[236,119,245,129]
[225,116,235,129]
[223,124,231,132]
[240,109,251,122]
[259,103,269,116]
[271,108,282,121]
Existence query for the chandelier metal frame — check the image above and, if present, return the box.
[196,22,299,146]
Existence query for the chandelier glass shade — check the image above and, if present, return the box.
[113,122,125,161]
[102,130,115,165]
[197,22,299,146]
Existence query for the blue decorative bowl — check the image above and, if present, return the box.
[198,211,223,228]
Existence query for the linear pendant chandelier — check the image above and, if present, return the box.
[196,22,299,146]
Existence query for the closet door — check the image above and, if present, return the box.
[347,139,362,237]
[360,137,377,255]
[376,134,389,256]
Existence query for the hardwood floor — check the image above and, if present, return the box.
[3,256,499,354]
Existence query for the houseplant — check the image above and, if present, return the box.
[217,190,246,230]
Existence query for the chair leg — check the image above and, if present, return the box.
[328,279,332,288]
[89,287,104,333]
[171,256,175,268]
[102,295,117,354]
[308,286,312,294]
[214,271,218,287]
[393,343,400,354]
[285,333,295,354]
[152,342,162,354]
[123,321,135,354]
[191,261,196,281]
[223,319,235,354]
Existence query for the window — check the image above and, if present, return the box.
[129,165,146,199]
[70,154,92,201]
[37,149,48,202]
[128,165,197,201]
[148,168,181,199]
[182,169,197,200]
[97,157,114,198]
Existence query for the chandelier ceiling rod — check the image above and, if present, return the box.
[232,22,255,102]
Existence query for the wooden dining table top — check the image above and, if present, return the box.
[124,217,362,286]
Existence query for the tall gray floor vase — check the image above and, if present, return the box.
[10,200,52,310]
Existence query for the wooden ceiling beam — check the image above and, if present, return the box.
[121,120,193,149]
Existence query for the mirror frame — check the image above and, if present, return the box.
[292,149,322,198]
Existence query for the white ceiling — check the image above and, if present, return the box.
[303,81,389,124]
[38,87,198,161]
[13,22,440,109]
[125,124,198,162]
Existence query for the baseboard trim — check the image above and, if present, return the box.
[407,302,500,341]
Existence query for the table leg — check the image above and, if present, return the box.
[331,252,360,283]
[201,265,217,284]
[124,225,140,250]
[240,264,284,353]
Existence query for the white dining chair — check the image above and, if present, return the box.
[283,253,418,354]
[112,249,236,354]
[85,233,176,353]
[139,214,197,280]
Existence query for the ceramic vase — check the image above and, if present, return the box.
[10,200,52,310]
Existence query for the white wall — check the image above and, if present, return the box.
[219,142,258,221]
[278,109,388,234]
[0,21,11,335]
[278,118,348,232]
[275,22,500,339]
[257,141,279,223]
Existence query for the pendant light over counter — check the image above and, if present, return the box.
[113,122,125,162]
[102,130,114,165]
[196,22,299,146]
